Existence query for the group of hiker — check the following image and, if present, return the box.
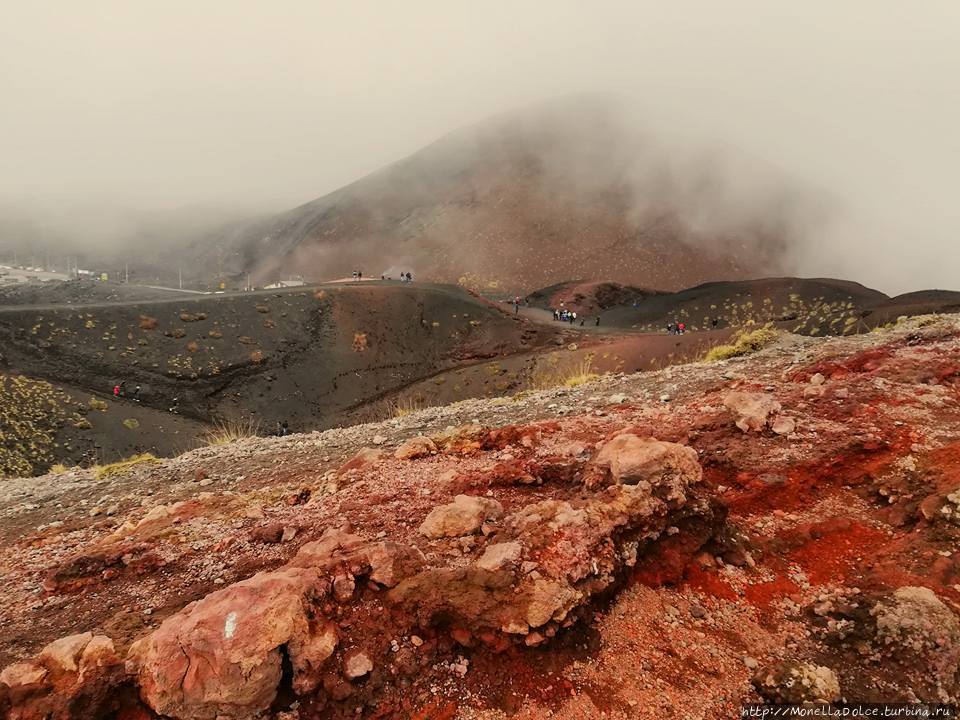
[377,272,414,282]
[551,307,601,327]
[112,381,141,402]
[665,318,720,335]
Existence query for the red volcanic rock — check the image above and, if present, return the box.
[393,449,716,640]
[249,522,284,544]
[418,495,504,538]
[723,390,782,432]
[0,633,122,719]
[130,567,340,718]
[394,436,437,460]
[42,543,165,593]
[586,433,702,492]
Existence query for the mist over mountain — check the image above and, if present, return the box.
[209,98,819,292]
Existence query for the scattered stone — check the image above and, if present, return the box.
[394,436,438,460]
[419,495,504,538]
[771,415,796,436]
[344,651,373,679]
[250,522,285,544]
[475,542,522,571]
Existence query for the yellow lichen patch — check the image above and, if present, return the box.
[94,453,159,481]
[703,325,781,362]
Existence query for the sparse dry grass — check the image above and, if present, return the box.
[393,396,427,417]
[94,453,159,480]
[531,356,600,390]
[703,325,781,362]
[0,374,66,478]
[201,418,260,446]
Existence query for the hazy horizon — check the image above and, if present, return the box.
[2,2,959,294]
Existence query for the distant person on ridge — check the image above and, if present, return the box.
[113,384,120,399]
[595,316,600,326]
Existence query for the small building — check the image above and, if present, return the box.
[262,279,306,289]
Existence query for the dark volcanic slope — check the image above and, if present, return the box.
[217,101,791,293]
[0,282,554,472]
[0,279,193,307]
[534,277,960,336]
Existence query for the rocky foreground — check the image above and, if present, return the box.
[2,315,960,719]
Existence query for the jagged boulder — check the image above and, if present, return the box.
[723,391,783,432]
[419,495,504,538]
[130,567,339,718]
[129,529,425,719]
[585,434,701,493]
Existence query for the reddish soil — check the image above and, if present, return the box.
[2,314,960,718]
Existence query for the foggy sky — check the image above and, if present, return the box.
[1,1,959,293]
